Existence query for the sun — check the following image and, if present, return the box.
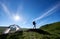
[13,15,20,21]
[15,15,20,20]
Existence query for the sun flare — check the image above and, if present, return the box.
[13,15,20,21]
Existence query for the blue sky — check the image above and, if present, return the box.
[0,0,60,28]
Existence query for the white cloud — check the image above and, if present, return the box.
[1,3,11,16]
[33,3,60,21]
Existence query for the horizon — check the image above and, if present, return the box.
[0,0,60,28]
[0,21,60,28]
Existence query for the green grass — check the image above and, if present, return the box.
[40,22,60,34]
[0,27,8,34]
[23,31,42,39]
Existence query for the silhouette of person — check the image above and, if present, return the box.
[33,21,36,29]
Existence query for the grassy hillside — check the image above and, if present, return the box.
[0,27,8,34]
[0,29,50,39]
[40,22,60,34]
[0,22,60,39]
[0,31,23,39]
[40,22,60,39]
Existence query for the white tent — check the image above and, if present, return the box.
[3,24,21,34]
